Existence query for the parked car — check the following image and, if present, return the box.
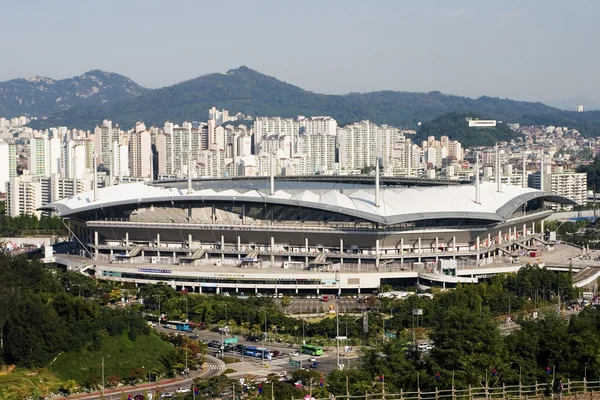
[176,387,191,394]
[272,350,281,356]
[290,351,300,356]
[246,336,261,342]
[161,393,173,399]
[190,334,199,339]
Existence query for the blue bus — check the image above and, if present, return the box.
[243,346,271,358]
[165,320,192,332]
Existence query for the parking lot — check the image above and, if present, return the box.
[284,297,371,314]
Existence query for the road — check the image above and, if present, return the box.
[57,354,225,400]
[156,325,355,379]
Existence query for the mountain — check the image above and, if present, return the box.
[0,70,150,117]
[414,112,522,148]
[28,66,600,137]
[544,97,600,111]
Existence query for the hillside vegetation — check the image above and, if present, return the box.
[31,66,600,137]
[414,112,522,148]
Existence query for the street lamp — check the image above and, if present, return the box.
[181,297,189,322]
[153,295,162,325]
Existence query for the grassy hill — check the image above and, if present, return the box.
[32,66,600,137]
[50,331,173,386]
[414,112,522,148]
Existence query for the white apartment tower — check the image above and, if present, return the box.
[129,128,152,178]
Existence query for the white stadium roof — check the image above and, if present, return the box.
[44,180,574,225]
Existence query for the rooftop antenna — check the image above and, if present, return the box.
[475,152,480,204]
[270,152,275,196]
[375,155,380,207]
[187,150,193,193]
[93,151,98,202]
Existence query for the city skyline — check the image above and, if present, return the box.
[1,0,599,104]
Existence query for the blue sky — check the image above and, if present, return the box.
[1,0,599,103]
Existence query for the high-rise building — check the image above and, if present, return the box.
[129,129,152,178]
[6,175,43,217]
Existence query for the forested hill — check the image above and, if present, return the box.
[30,66,600,135]
[414,113,522,148]
[0,70,149,117]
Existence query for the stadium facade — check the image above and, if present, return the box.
[43,176,574,294]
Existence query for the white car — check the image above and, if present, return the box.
[309,357,317,362]
[176,387,190,394]
[290,351,300,356]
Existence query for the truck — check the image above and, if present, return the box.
[223,336,239,345]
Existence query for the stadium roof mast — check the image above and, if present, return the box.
[375,155,380,207]
[496,144,502,193]
[187,150,193,194]
[270,152,275,196]
[93,152,98,202]
[475,152,480,204]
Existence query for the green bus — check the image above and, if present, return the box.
[301,344,323,356]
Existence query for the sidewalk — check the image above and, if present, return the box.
[53,355,224,399]
[54,377,182,399]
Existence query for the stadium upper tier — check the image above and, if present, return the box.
[44,178,574,225]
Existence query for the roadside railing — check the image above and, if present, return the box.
[301,380,600,400]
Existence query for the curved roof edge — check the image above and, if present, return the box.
[40,190,576,226]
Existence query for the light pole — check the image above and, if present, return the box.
[182,297,189,322]
[336,300,340,370]
[302,318,305,344]
[153,295,162,325]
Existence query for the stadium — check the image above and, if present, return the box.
[43,176,575,294]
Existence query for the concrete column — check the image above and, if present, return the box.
[173,252,176,263]
[156,233,160,248]
[523,223,527,237]
[487,233,491,247]
[305,237,309,265]
[221,235,225,260]
[401,238,404,267]
[435,237,439,253]
[141,250,145,258]
[242,205,246,225]
[375,239,380,269]
[541,220,545,232]
[340,238,344,266]
[270,236,275,267]
[498,230,502,245]
[452,236,456,260]
[94,231,99,259]
[295,287,299,294]
[125,232,129,247]
[358,258,361,271]
[532,222,535,235]
[188,234,192,248]
[476,236,480,262]
[508,227,512,241]
[237,236,241,260]
[417,237,421,263]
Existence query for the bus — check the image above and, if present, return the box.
[165,321,192,332]
[301,344,323,356]
[243,346,271,358]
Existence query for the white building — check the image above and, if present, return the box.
[129,128,152,178]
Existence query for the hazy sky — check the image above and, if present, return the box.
[1,0,599,103]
